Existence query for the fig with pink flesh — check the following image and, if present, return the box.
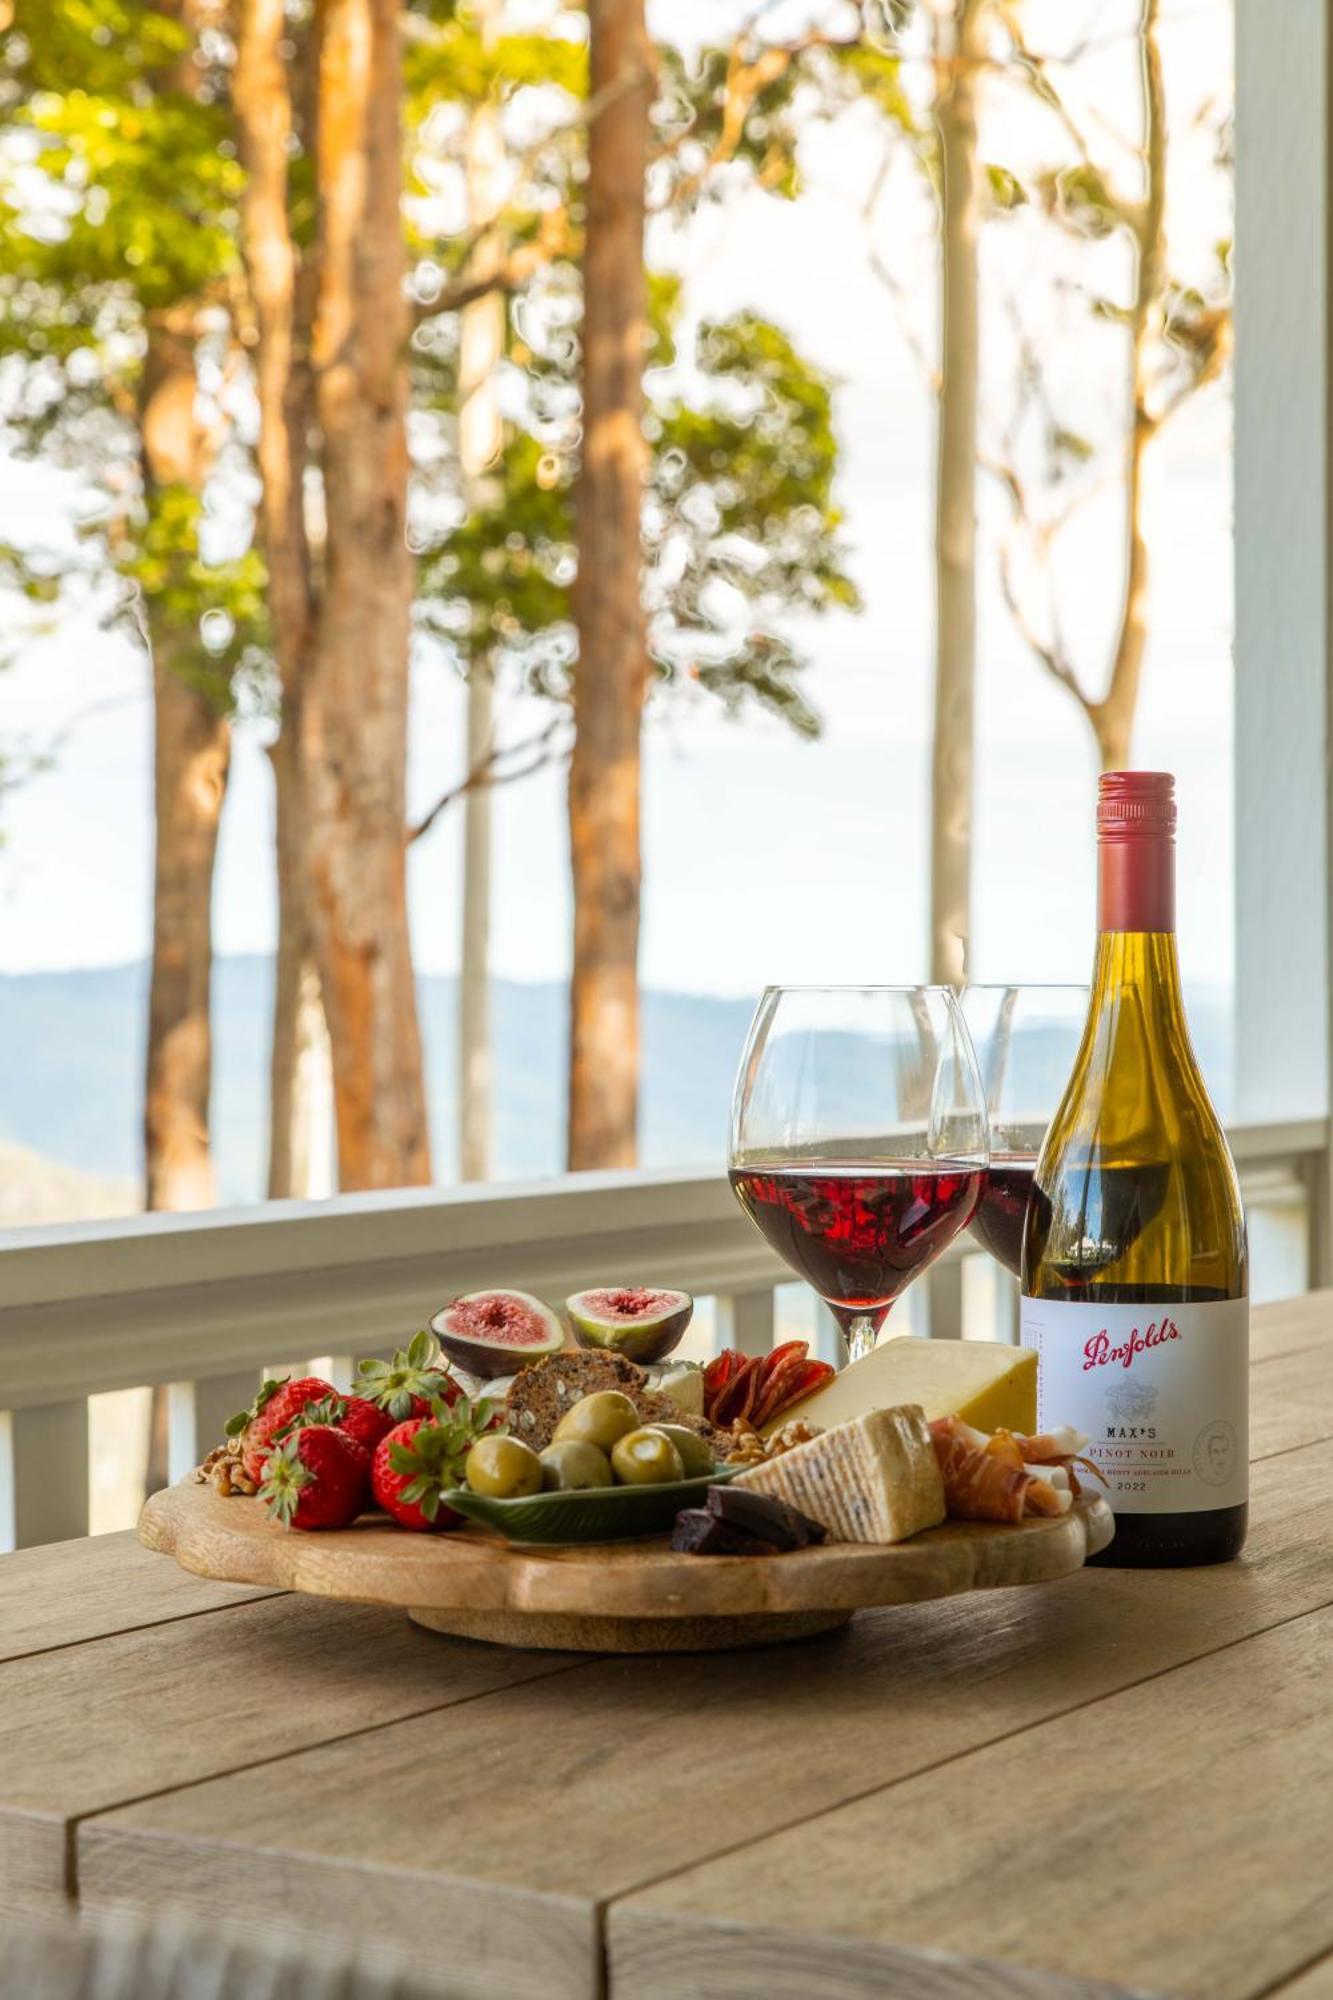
[565,1287,694,1365]
[430,1290,564,1379]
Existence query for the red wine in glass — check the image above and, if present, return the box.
[728,1161,984,1344]
[968,1153,1038,1279]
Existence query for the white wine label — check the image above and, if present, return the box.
[1018,1297,1248,1514]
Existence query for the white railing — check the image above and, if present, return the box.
[0,1116,1326,1550]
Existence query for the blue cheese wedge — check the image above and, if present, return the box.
[736,1403,945,1544]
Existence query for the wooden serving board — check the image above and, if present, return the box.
[139,1480,1114,1653]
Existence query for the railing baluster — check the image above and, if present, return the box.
[925,1253,967,1341]
[167,1372,263,1486]
[715,1288,776,1357]
[310,1356,355,1394]
[811,1302,843,1368]
[995,1271,1020,1345]
[0,1401,90,1550]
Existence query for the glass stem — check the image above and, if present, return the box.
[846,1314,879,1366]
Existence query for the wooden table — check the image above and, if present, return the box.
[3,1292,1332,2000]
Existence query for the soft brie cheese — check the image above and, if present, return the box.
[645,1360,704,1415]
[737,1404,946,1544]
[762,1335,1037,1439]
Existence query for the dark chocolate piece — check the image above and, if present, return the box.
[706,1482,827,1549]
[670,1508,771,1556]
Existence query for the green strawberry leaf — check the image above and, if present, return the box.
[276,1394,347,1439]
[260,1431,313,1528]
[355,1336,460,1420]
[226,1376,290,1437]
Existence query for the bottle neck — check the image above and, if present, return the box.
[1088,930,1186,1018]
[1098,831,1175,933]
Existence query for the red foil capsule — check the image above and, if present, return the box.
[1097,770,1176,932]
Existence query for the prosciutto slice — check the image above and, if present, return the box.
[929,1416,1073,1521]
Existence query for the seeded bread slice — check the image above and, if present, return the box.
[504,1351,730,1455]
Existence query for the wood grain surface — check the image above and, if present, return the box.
[139,1477,1113,1636]
[0,1586,581,1921]
[4,1288,1330,2000]
[610,1602,1333,2000]
[80,1436,1333,2000]
[1272,1962,1333,2000]
[0,1529,275,1663]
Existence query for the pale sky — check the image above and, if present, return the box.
[0,0,1233,998]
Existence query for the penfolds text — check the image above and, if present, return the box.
[1082,1316,1181,1373]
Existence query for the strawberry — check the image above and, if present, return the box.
[332,1394,397,1454]
[371,1395,496,1532]
[279,1392,396,1457]
[354,1330,463,1423]
[226,1375,338,1485]
[260,1425,370,1531]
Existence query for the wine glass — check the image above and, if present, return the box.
[960,984,1089,1279]
[728,986,989,1365]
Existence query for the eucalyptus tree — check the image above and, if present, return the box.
[0,0,266,1211]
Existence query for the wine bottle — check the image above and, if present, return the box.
[1020,771,1248,1567]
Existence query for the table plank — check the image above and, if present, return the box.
[609,1604,1333,2000]
[1249,1291,1333,1364]
[0,1589,583,1924]
[1252,1341,1333,1459]
[77,1437,1333,2000]
[1273,1964,1333,2000]
[0,1529,276,1662]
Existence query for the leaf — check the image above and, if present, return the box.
[985,163,1028,214]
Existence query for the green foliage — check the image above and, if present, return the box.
[985,163,1028,214]
[0,0,265,725]
[834,39,917,139]
[1037,162,1124,240]
[415,284,859,738]
[3,0,862,786]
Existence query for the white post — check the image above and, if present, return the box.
[715,1289,775,1357]
[1234,0,1332,1280]
[0,1401,90,1550]
[166,1371,264,1486]
[925,1252,967,1340]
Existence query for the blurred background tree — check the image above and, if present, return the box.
[0,0,1231,1220]
[0,0,266,1214]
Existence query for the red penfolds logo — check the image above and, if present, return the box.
[1082,1318,1181,1372]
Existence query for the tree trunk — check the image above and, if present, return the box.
[235,0,332,1198]
[928,0,984,987]
[144,640,230,1212]
[308,0,430,1190]
[457,0,505,1183]
[458,657,495,1181]
[567,0,654,1172]
[1088,0,1166,776]
[141,311,229,1214]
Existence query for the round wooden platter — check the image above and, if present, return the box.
[139,1479,1114,1655]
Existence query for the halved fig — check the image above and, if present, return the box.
[565,1286,694,1366]
[430,1290,564,1380]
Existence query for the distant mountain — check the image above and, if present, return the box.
[0,958,756,1207]
[0,959,1235,1215]
[0,1138,137,1225]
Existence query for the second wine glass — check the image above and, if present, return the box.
[728,985,989,1364]
[961,984,1089,1280]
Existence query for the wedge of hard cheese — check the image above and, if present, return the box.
[736,1404,945,1544]
[761,1335,1036,1439]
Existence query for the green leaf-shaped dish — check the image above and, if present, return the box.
[444,1465,739,1546]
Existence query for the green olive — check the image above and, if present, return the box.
[552,1390,641,1453]
[538,1440,613,1492]
[464,1433,543,1499]
[645,1424,714,1479]
[610,1428,686,1487]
